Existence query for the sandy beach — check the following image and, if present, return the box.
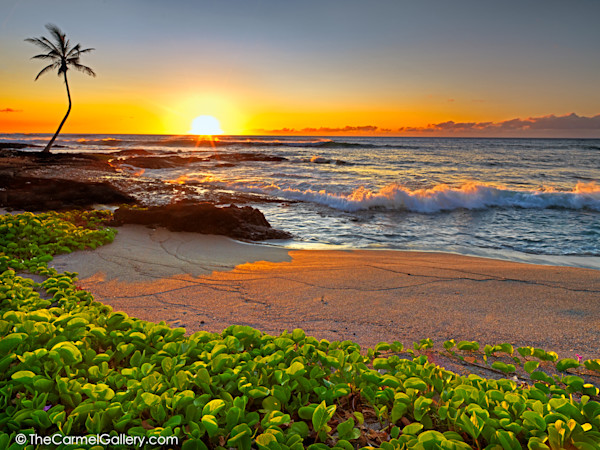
[51,224,600,360]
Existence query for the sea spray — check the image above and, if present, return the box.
[199,180,600,213]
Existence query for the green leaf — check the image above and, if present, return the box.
[391,400,408,424]
[202,399,226,416]
[51,341,82,365]
[584,359,600,373]
[527,437,551,450]
[141,392,161,408]
[0,332,27,353]
[495,430,521,450]
[298,405,316,420]
[413,396,433,421]
[312,401,328,432]
[292,329,306,342]
[289,421,309,438]
[522,411,546,431]
[443,339,456,350]
[256,433,277,447]
[353,411,364,426]
[375,342,390,353]
[227,424,252,448]
[404,377,427,391]
[201,415,219,437]
[262,396,282,411]
[286,361,306,377]
[11,370,36,384]
[556,358,579,372]
[517,346,534,358]
[530,371,553,383]
[491,361,516,373]
[457,340,479,351]
[336,418,354,439]
[247,386,270,399]
[182,439,209,450]
[334,440,354,450]
[402,422,424,436]
[524,361,540,374]
[562,375,584,393]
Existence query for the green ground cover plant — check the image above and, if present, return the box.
[1,211,600,449]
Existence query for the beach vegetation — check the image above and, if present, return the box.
[25,24,96,154]
[1,211,600,449]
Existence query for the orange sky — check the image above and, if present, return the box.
[1,1,600,137]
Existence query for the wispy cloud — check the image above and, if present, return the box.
[0,108,23,113]
[255,125,385,134]
[400,113,600,133]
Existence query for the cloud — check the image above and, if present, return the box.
[255,125,386,134]
[526,113,600,130]
[301,125,379,133]
[0,108,23,113]
[400,113,600,133]
[252,113,600,136]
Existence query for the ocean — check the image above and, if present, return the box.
[3,133,600,269]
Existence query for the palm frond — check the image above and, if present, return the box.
[27,24,95,80]
[34,63,58,80]
[31,53,55,60]
[45,24,66,52]
[24,37,56,54]
[41,36,61,54]
[70,62,96,77]
[66,43,81,58]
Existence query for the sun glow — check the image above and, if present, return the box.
[189,115,224,135]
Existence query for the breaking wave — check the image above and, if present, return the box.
[75,138,122,146]
[219,181,600,213]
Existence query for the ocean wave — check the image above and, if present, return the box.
[76,138,122,146]
[306,155,350,165]
[135,136,412,150]
[220,181,600,213]
[207,152,287,162]
[315,141,420,150]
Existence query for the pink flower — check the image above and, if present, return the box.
[576,354,583,363]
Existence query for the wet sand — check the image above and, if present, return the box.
[51,225,600,359]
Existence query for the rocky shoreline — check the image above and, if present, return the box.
[0,145,291,240]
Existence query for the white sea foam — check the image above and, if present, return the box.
[219,181,600,213]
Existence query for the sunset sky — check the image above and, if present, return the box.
[1,0,600,136]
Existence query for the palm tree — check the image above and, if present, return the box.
[25,24,95,154]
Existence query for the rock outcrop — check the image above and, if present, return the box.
[0,176,135,211]
[112,201,291,240]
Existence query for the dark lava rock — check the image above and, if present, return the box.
[207,152,287,162]
[0,176,135,211]
[121,155,207,169]
[112,201,292,240]
[112,149,152,157]
[0,143,41,150]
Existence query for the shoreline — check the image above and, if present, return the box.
[277,239,600,271]
[51,224,600,361]
[2,145,599,270]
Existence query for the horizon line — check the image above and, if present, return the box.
[2,132,600,140]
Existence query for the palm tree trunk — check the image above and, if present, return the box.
[42,71,71,154]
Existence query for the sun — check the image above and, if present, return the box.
[189,115,224,135]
